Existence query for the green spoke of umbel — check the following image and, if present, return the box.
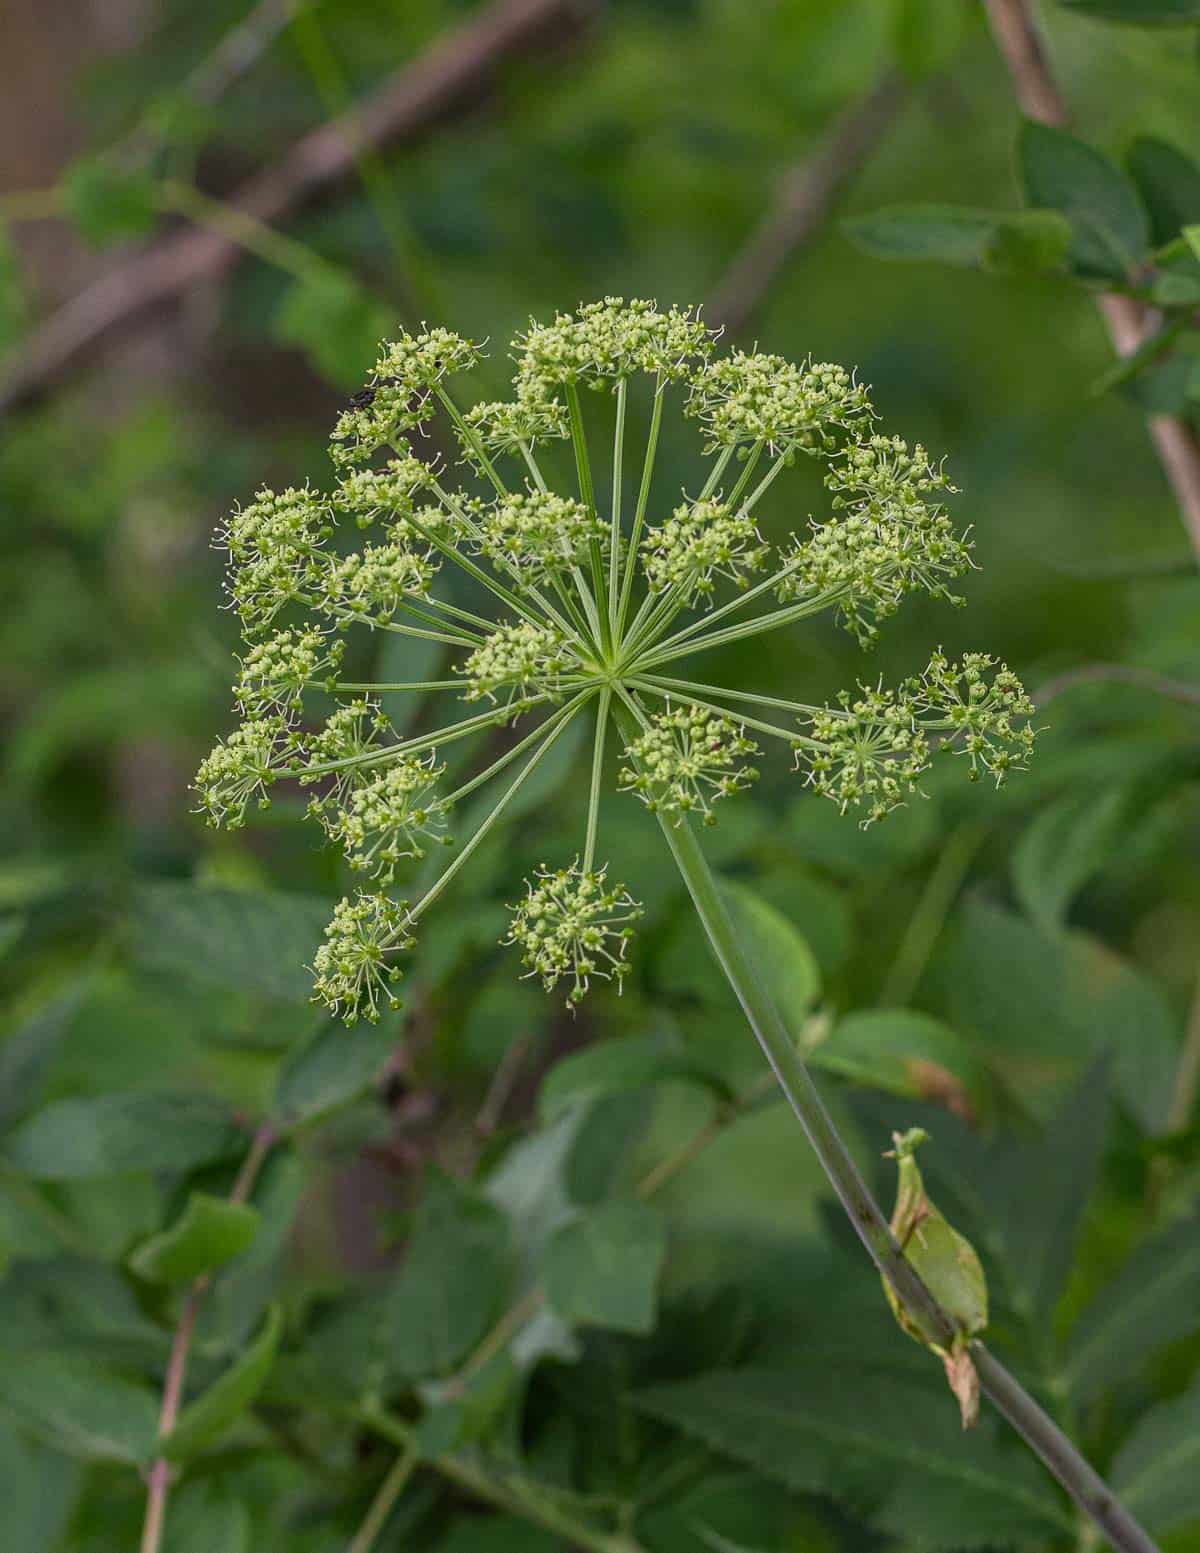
[194,300,1156,1553]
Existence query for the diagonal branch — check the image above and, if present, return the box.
[706,72,906,335]
[982,0,1200,559]
[0,0,598,415]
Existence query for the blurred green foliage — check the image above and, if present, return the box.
[2,0,1200,1549]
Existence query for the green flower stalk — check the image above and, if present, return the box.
[193,300,1169,1553]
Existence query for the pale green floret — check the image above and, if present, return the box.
[620,707,759,826]
[917,650,1037,783]
[194,715,294,828]
[320,544,438,625]
[827,434,956,511]
[325,753,451,884]
[464,390,570,456]
[641,498,769,604]
[332,456,434,532]
[505,863,643,1005]
[515,297,712,391]
[219,485,332,636]
[310,893,413,1024]
[686,351,873,454]
[300,700,394,820]
[475,492,606,581]
[330,327,484,468]
[235,627,343,713]
[801,686,932,826]
[460,620,573,709]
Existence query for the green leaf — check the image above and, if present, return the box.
[0,983,84,1131]
[722,881,821,1036]
[1062,1216,1200,1401]
[0,1422,79,1553]
[811,1010,988,1119]
[1185,224,1200,262]
[272,1020,393,1129]
[486,1104,594,1258]
[5,1091,240,1179]
[437,1516,560,1553]
[542,1197,666,1335]
[391,1167,514,1379]
[132,883,332,1003]
[845,204,1070,271]
[637,1367,1070,1548]
[61,154,160,246]
[163,1303,282,1461]
[1112,1380,1200,1533]
[0,221,27,355]
[538,1032,728,1124]
[1127,137,1200,245]
[274,270,393,391]
[128,1192,260,1285]
[1011,785,1134,933]
[1058,0,1200,21]
[1019,122,1150,278]
[166,1481,251,1553]
[0,1348,158,1462]
[891,0,968,77]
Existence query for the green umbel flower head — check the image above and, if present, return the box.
[196,299,1036,1021]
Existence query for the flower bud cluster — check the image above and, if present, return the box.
[686,351,872,453]
[332,455,434,532]
[917,650,1037,783]
[194,714,296,828]
[300,700,394,820]
[641,499,768,604]
[474,491,606,581]
[464,390,570,457]
[460,620,572,709]
[218,485,332,636]
[515,297,712,390]
[320,544,438,626]
[801,686,932,826]
[330,328,483,467]
[324,752,451,883]
[310,892,413,1024]
[505,863,643,1005]
[235,627,343,713]
[620,707,759,825]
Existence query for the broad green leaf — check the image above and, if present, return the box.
[0,1422,79,1553]
[1058,0,1200,20]
[845,204,1070,271]
[1127,137,1200,244]
[811,1010,988,1119]
[1019,122,1150,279]
[722,881,821,1036]
[61,154,159,246]
[6,1091,240,1178]
[0,983,84,1130]
[391,1167,514,1379]
[891,0,968,77]
[1112,1381,1200,1533]
[128,1191,260,1285]
[163,1303,282,1461]
[542,1197,666,1334]
[1011,785,1133,933]
[933,901,1176,1131]
[274,270,393,391]
[1185,224,1200,262]
[166,1481,251,1553]
[486,1103,594,1259]
[132,883,332,1003]
[1062,1216,1200,1401]
[272,1020,394,1128]
[0,1348,158,1462]
[438,1515,559,1553]
[637,1367,1070,1548]
[538,1032,727,1124]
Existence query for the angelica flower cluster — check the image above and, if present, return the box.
[195,298,1035,1022]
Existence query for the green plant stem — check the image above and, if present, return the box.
[640,673,822,718]
[609,377,627,627]
[140,1123,276,1553]
[629,676,816,749]
[582,688,611,873]
[346,1441,418,1553]
[441,692,592,809]
[565,383,611,655]
[612,699,1159,1553]
[877,821,987,1009]
[615,386,665,637]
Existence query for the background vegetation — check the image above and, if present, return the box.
[1,2,1199,1549]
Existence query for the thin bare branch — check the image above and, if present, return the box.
[706,72,906,335]
[0,0,598,414]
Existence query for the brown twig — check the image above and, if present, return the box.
[0,0,597,415]
[706,72,906,335]
[139,1123,276,1553]
[982,0,1200,560]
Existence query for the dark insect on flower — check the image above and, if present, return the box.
[349,388,376,409]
